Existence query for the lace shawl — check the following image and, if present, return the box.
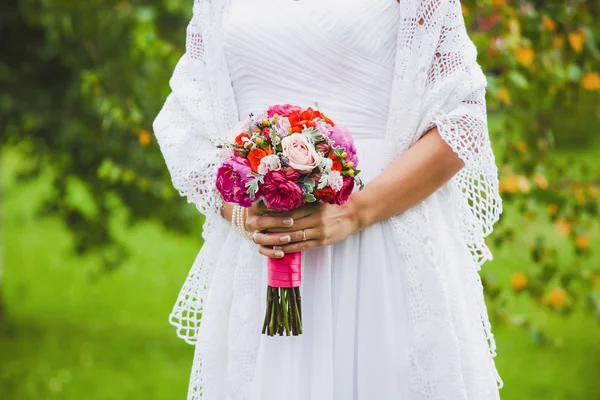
[154,0,503,397]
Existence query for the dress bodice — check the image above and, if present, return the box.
[223,0,400,140]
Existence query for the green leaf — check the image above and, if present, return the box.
[301,176,316,192]
[246,173,264,200]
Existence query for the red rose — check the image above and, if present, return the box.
[235,133,250,146]
[262,128,271,140]
[288,108,326,133]
[247,146,272,173]
[314,187,337,204]
[335,177,355,205]
[329,153,342,172]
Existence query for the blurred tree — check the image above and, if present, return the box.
[0,0,200,269]
[462,0,600,334]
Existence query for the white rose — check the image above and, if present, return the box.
[327,170,343,191]
[258,155,282,175]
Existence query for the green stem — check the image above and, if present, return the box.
[262,287,272,334]
[282,288,290,336]
[269,287,276,336]
[288,290,294,335]
[295,287,302,322]
[290,287,299,336]
[274,289,280,334]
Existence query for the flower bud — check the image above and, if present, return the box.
[348,169,355,177]
[346,161,354,168]
[315,143,330,153]
[255,137,263,145]
[341,152,348,159]
[262,119,269,126]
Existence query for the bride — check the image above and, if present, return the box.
[154,0,503,399]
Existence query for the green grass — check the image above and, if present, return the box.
[1,147,599,400]
[0,150,199,399]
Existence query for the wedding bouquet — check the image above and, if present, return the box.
[216,104,362,336]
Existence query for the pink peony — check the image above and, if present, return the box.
[262,170,305,211]
[267,104,303,118]
[329,125,358,166]
[281,134,320,174]
[335,177,355,205]
[215,158,254,208]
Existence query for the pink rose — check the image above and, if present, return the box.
[335,177,355,205]
[267,104,303,118]
[262,170,305,211]
[281,134,321,174]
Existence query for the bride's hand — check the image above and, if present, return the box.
[243,201,313,233]
[252,199,361,258]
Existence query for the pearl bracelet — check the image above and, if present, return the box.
[232,204,254,241]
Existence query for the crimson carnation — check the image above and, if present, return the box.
[262,170,305,211]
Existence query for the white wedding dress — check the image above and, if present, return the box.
[154,0,502,399]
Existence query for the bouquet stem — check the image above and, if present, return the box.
[262,286,302,336]
[263,252,303,337]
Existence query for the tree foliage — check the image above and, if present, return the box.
[1,0,196,267]
[1,1,599,327]
[462,0,600,333]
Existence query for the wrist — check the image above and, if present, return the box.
[345,193,371,233]
[221,202,233,221]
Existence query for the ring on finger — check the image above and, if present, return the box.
[302,229,307,241]
[252,231,259,244]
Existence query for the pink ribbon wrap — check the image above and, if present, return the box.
[267,252,302,288]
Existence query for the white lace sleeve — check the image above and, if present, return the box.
[422,0,502,266]
[153,3,225,218]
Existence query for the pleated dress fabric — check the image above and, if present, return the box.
[221,0,410,398]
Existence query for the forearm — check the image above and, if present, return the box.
[351,128,464,229]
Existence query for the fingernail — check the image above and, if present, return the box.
[282,218,294,226]
[274,250,284,258]
[280,235,291,243]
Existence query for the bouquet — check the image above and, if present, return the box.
[216,104,362,336]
